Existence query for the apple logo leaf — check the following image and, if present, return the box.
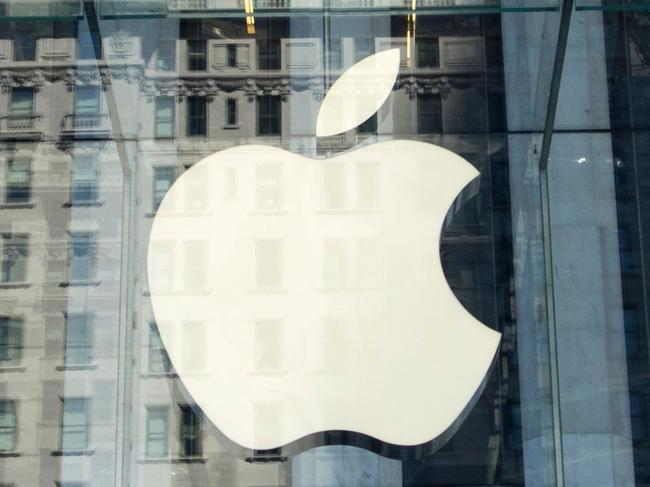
[316,48,400,137]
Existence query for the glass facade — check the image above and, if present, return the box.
[0,1,648,486]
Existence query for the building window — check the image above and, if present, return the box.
[77,18,101,60]
[257,95,281,136]
[148,324,171,374]
[0,400,16,452]
[71,155,98,204]
[12,29,35,61]
[354,37,374,61]
[152,167,176,211]
[187,96,207,137]
[155,96,175,138]
[74,86,99,123]
[156,40,176,71]
[254,320,283,371]
[68,233,96,282]
[145,406,168,457]
[226,98,238,127]
[356,162,380,210]
[9,88,34,118]
[326,38,342,69]
[256,163,282,210]
[179,406,202,458]
[322,239,348,290]
[64,313,93,366]
[60,398,89,451]
[0,317,22,365]
[5,157,31,204]
[417,94,443,134]
[322,163,347,210]
[1,234,28,284]
[358,114,377,134]
[416,38,440,68]
[187,40,207,71]
[257,38,280,70]
[227,44,237,67]
[255,239,282,290]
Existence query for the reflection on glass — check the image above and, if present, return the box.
[64,313,94,366]
[254,320,283,372]
[179,405,202,458]
[0,317,22,366]
[255,239,283,290]
[256,163,282,210]
[5,157,31,204]
[152,167,176,211]
[154,96,175,138]
[0,400,17,453]
[145,406,169,458]
[1,234,27,284]
[60,398,90,451]
[68,232,96,282]
[148,324,171,374]
[71,154,98,204]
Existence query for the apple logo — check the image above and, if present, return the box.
[147,48,501,454]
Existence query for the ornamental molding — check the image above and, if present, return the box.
[0,66,482,99]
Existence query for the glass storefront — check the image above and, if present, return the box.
[0,1,649,485]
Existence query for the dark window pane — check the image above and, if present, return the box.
[179,406,201,458]
[257,95,281,136]
[1,235,28,283]
[416,38,440,68]
[187,40,206,71]
[77,18,101,60]
[418,94,443,133]
[187,96,207,136]
[226,98,237,126]
[0,318,22,364]
[358,114,377,134]
[13,31,35,61]
[258,38,280,70]
[227,44,237,67]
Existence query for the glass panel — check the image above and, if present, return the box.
[0,3,576,487]
[61,398,89,451]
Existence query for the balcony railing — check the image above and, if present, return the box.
[60,113,110,139]
[0,114,42,139]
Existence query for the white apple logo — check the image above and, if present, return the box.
[147,49,501,452]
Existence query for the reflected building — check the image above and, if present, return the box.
[0,9,524,487]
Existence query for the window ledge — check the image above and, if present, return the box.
[141,372,178,379]
[0,202,34,209]
[56,364,98,371]
[138,456,207,464]
[0,282,31,289]
[172,456,208,463]
[223,124,240,130]
[0,365,26,373]
[51,449,95,457]
[62,201,104,208]
[0,451,20,457]
[59,280,100,288]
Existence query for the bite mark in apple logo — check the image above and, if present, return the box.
[147,48,501,456]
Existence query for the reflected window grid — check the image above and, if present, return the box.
[0,400,16,453]
[5,157,31,205]
[0,317,22,365]
[60,398,90,451]
[64,313,94,366]
[145,406,169,458]
[1,234,28,284]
